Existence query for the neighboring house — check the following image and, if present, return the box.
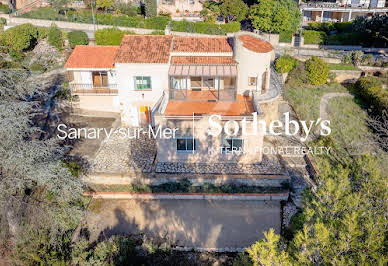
[157,0,203,18]
[65,33,275,164]
[300,0,388,23]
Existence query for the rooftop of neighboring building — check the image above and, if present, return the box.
[114,35,173,64]
[238,35,273,53]
[172,36,233,53]
[164,94,255,116]
[64,45,119,69]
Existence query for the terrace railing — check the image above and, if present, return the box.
[70,83,118,95]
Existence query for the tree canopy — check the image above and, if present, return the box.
[219,0,249,22]
[249,0,301,33]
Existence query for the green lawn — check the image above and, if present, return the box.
[328,63,360,70]
[284,83,347,121]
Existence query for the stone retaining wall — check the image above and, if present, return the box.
[83,173,290,187]
[85,191,289,201]
[331,69,362,83]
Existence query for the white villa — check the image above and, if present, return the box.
[65,33,277,164]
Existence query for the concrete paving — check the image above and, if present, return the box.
[85,199,281,249]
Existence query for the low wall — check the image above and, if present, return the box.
[85,191,289,201]
[330,69,362,83]
[0,14,156,34]
[83,173,290,187]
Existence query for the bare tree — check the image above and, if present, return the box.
[367,111,388,151]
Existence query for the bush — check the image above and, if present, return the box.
[0,4,10,14]
[144,0,157,18]
[3,23,40,51]
[326,32,368,46]
[0,17,6,27]
[306,22,335,33]
[170,20,239,35]
[354,76,387,114]
[113,2,139,16]
[95,27,135,45]
[21,7,169,30]
[150,30,164,35]
[68,30,89,48]
[342,51,364,66]
[302,30,326,45]
[279,31,293,43]
[29,63,45,72]
[48,24,63,50]
[305,56,329,85]
[275,55,297,73]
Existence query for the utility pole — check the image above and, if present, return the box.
[91,0,96,32]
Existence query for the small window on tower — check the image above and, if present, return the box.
[248,77,257,86]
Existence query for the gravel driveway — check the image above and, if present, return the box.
[85,199,281,249]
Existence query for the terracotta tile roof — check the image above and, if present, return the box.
[65,45,118,69]
[173,36,233,53]
[115,35,173,64]
[171,56,237,65]
[238,35,273,53]
[164,95,254,116]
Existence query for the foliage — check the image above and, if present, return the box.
[326,32,368,46]
[150,30,164,35]
[302,30,326,44]
[219,0,248,22]
[68,30,89,48]
[0,3,11,14]
[342,50,364,66]
[47,23,63,50]
[279,31,293,43]
[144,0,157,18]
[113,1,139,16]
[247,229,292,266]
[275,55,297,73]
[0,17,6,27]
[96,0,114,10]
[201,1,221,22]
[0,70,84,263]
[353,14,388,47]
[50,0,70,11]
[3,23,41,51]
[94,27,134,45]
[354,76,387,114]
[305,21,353,33]
[249,0,301,33]
[21,7,169,30]
[170,20,240,35]
[29,62,45,72]
[305,56,329,85]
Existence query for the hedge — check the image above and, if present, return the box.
[95,27,135,45]
[326,32,368,46]
[21,7,170,30]
[0,4,10,14]
[306,21,352,33]
[170,20,240,35]
[279,31,293,43]
[302,30,327,45]
[354,76,387,114]
[68,30,89,48]
[48,24,63,50]
[2,23,48,51]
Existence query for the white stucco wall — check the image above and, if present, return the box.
[234,34,274,96]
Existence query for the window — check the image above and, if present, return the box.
[177,138,196,152]
[248,77,257,86]
[92,71,108,87]
[135,76,151,90]
[203,77,215,89]
[222,138,243,154]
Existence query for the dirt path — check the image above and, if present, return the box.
[320,92,353,121]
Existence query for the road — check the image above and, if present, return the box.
[85,199,281,250]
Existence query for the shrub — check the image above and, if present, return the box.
[170,20,239,35]
[144,0,157,17]
[48,24,63,50]
[285,61,308,87]
[354,76,387,114]
[305,56,329,85]
[326,32,368,46]
[302,30,326,44]
[0,17,6,27]
[150,30,164,35]
[342,51,364,66]
[3,23,41,51]
[68,30,89,48]
[95,27,135,45]
[29,63,45,72]
[96,0,114,10]
[279,31,293,43]
[275,55,297,73]
[0,4,10,14]
[113,2,138,16]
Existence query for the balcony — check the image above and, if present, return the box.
[70,83,118,95]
